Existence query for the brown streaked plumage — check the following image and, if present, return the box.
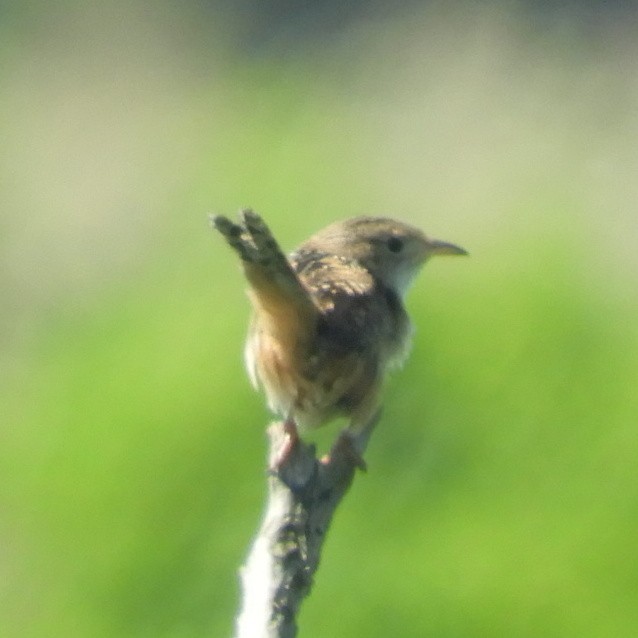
[212,209,466,438]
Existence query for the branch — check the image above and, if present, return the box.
[234,418,377,638]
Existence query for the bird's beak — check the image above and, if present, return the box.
[427,239,468,256]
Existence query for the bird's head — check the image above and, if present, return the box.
[301,216,467,298]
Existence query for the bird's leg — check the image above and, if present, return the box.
[270,415,300,471]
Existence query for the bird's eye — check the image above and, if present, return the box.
[387,236,403,253]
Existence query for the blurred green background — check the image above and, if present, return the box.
[2,1,638,636]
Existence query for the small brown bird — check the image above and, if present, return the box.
[212,209,466,459]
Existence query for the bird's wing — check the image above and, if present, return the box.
[293,249,411,369]
[291,251,383,349]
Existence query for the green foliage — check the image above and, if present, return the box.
[2,3,638,636]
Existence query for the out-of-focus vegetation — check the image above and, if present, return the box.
[2,2,638,636]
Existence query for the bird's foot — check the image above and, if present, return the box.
[321,431,368,472]
[270,417,300,471]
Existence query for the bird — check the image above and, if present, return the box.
[211,209,466,467]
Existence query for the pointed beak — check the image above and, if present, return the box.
[427,238,468,257]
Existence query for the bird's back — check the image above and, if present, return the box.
[247,249,413,430]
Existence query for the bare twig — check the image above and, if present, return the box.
[234,418,378,638]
